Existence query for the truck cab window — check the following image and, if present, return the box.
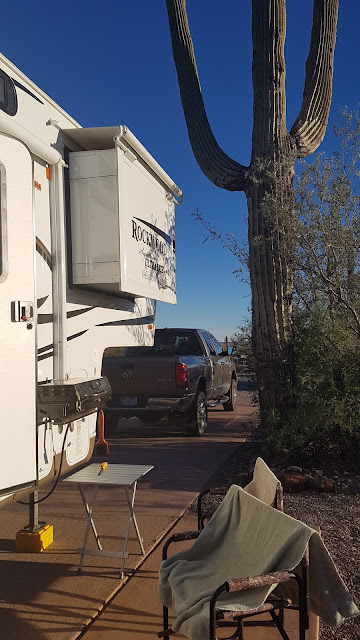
[200,331,216,356]
[0,70,17,116]
[125,330,202,357]
[209,334,223,355]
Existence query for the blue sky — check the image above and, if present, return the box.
[1,1,359,342]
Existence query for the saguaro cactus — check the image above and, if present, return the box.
[166,0,338,419]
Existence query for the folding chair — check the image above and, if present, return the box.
[159,459,309,640]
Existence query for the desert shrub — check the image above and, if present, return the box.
[262,309,360,466]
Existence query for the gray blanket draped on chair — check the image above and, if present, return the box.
[159,486,358,640]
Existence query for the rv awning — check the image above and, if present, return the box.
[61,126,120,151]
[61,125,182,202]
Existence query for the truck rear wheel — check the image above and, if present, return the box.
[223,378,237,411]
[187,390,207,437]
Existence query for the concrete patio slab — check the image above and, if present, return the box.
[0,401,257,640]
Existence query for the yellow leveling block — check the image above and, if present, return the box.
[15,524,53,552]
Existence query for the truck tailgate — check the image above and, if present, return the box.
[102,356,177,399]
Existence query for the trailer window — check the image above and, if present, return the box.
[0,162,8,282]
[0,70,18,116]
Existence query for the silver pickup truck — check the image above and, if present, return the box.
[102,328,237,436]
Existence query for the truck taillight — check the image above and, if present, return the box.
[176,362,188,390]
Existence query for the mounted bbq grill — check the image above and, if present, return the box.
[37,376,111,424]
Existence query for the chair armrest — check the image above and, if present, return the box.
[226,570,293,593]
[209,571,293,640]
[171,530,201,543]
[197,487,229,530]
[162,530,200,561]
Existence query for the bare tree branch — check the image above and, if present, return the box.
[192,209,249,280]
[166,0,247,190]
[336,285,360,334]
[290,0,339,158]
[300,233,360,334]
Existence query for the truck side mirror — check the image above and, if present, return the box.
[220,347,233,356]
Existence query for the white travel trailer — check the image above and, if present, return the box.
[0,53,181,507]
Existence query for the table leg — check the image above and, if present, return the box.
[78,483,102,551]
[119,481,145,578]
[124,483,145,554]
[78,483,98,574]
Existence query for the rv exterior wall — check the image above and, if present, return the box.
[0,52,179,502]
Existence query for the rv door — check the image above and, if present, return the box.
[0,135,36,495]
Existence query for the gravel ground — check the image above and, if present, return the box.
[188,379,360,640]
[285,492,360,639]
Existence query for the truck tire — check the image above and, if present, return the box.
[102,411,119,436]
[223,378,237,411]
[187,390,207,437]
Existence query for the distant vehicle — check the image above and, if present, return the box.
[102,328,237,436]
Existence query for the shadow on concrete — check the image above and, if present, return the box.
[0,537,15,552]
[0,609,50,640]
[0,560,71,602]
[0,560,104,638]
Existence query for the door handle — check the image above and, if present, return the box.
[11,301,34,323]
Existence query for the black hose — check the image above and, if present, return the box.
[18,422,71,505]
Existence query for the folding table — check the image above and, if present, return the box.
[63,462,154,577]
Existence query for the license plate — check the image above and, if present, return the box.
[120,396,137,407]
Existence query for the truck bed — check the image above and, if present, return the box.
[102,355,179,406]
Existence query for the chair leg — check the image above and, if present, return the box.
[298,596,306,640]
[209,606,216,640]
[299,565,309,640]
[278,607,284,627]
[163,605,169,633]
[269,610,291,640]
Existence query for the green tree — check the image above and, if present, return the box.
[230,319,257,377]
[295,108,360,333]
[262,308,360,465]
[166,1,339,424]
[231,321,252,358]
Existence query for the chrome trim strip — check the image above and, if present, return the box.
[0,161,8,283]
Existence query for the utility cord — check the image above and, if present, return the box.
[18,422,71,505]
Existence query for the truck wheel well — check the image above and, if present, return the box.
[197,378,207,393]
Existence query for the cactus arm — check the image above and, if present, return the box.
[166,0,247,191]
[290,0,339,158]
